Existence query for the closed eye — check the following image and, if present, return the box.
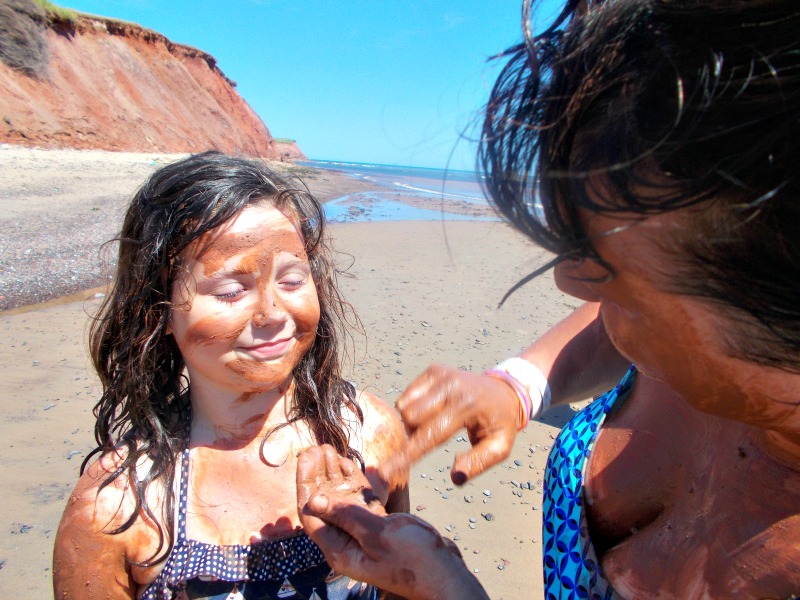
[216,290,243,301]
[211,282,247,301]
[279,276,308,291]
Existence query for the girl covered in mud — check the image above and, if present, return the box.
[53,151,408,599]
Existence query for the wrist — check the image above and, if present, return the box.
[484,368,532,430]
[492,357,551,422]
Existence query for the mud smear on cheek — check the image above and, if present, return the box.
[184,314,248,347]
[290,291,321,344]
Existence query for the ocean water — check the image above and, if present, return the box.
[299,160,500,224]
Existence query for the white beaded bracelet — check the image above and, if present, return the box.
[494,357,552,420]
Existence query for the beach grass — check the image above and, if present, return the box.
[33,0,78,24]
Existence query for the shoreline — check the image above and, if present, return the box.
[0,145,386,311]
[0,145,493,311]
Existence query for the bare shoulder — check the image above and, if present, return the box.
[53,450,164,597]
[354,390,407,460]
[57,450,137,538]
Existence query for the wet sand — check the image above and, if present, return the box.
[0,147,583,598]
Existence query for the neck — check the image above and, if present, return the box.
[189,378,294,447]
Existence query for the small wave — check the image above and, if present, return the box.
[392,181,480,201]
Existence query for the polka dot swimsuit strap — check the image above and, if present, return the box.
[139,448,192,599]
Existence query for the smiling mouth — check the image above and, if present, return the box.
[239,338,293,360]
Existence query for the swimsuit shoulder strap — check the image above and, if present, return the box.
[175,447,191,544]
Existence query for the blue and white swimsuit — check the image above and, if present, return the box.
[542,366,637,600]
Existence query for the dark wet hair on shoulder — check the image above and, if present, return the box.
[84,150,362,563]
[480,0,800,370]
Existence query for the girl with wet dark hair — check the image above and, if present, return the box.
[294,1,800,598]
[53,151,408,599]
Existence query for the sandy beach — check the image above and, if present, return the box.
[0,147,581,598]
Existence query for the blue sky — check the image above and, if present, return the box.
[62,1,561,170]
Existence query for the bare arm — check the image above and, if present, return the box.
[53,462,137,599]
[382,302,629,484]
[519,301,629,406]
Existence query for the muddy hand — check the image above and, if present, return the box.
[296,445,488,600]
[381,364,520,485]
[296,445,384,518]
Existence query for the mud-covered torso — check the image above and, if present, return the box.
[139,443,378,600]
[130,394,404,596]
[584,373,800,598]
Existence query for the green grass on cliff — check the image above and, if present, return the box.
[273,138,297,144]
[33,0,78,24]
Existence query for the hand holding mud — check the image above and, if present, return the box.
[297,445,489,600]
[380,364,521,486]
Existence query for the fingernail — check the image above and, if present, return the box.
[451,470,467,486]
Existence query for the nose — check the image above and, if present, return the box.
[252,289,286,328]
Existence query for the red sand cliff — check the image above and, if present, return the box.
[0,10,306,159]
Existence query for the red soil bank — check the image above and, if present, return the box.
[0,13,305,159]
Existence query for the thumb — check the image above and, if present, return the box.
[304,492,387,559]
[307,492,330,514]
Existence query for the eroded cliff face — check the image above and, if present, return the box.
[0,6,306,159]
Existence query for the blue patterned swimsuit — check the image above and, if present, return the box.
[141,447,378,600]
[542,366,637,600]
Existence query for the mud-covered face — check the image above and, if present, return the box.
[553,204,782,425]
[169,204,320,395]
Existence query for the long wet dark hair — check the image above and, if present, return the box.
[480,0,800,371]
[85,151,362,563]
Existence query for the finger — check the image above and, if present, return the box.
[322,444,345,485]
[296,446,326,510]
[396,365,457,429]
[379,397,467,483]
[300,493,363,577]
[394,365,443,413]
[377,451,409,486]
[337,455,383,507]
[338,454,357,477]
[305,492,388,560]
[403,407,462,464]
[451,430,516,484]
[381,371,458,479]
[296,447,332,536]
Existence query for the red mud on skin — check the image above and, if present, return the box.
[194,226,306,280]
[174,210,319,387]
[0,15,306,159]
